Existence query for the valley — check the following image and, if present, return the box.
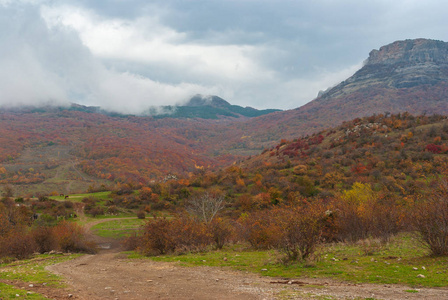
[2,38,448,299]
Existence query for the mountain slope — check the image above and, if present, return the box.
[237,39,448,148]
[150,95,281,119]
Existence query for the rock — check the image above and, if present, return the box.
[422,266,426,270]
[29,284,34,287]
[413,267,418,271]
[417,274,426,278]
[68,294,73,298]
[223,257,228,261]
[261,269,268,272]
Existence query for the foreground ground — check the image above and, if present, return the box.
[46,249,448,300]
[3,218,448,299]
[46,218,448,300]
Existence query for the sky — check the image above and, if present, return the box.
[0,0,447,114]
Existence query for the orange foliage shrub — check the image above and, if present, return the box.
[208,217,234,249]
[52,221,96,253]
[137,215,211,255]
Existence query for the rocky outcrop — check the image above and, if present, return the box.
[320,39,448,98]
[367,39,448,65]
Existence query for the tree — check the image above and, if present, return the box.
[186,192,225,224]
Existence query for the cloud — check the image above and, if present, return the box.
[0,2,219,114]
[2,0,448,112]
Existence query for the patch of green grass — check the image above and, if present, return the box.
[0,254,81,287]
[49,191,112,202]
[143,234,448,287]
[91,218,146,238]
[0,282,50,299]
[404,289,419,293]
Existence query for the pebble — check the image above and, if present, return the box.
[413,267,418,271]
[261,269,268,272]
[417,274,426,278]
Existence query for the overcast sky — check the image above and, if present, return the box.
[0,0,447,114]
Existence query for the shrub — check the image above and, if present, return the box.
[334,183,402,242]
[137,211,146,219]
[169,215,211,253]
[0,228,37,260]
[139,218,176,255]
[137,215,213,255]
[52,221,96,253]
[412,182,448,256]
[208,217,234,249]
[32,226,57,254]
[276,205,328,262]
[237,210,282,249]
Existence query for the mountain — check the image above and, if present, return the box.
[237,38,448,147]
[148,95,281,119]
[3,38,448,196]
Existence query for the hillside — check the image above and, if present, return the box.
[0,107,265,195]
[235,39,448,148]
[199,113,448,203]
[3,38,448,195]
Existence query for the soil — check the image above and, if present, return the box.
[37,219,448,299]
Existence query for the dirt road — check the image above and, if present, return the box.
[45,219,448,300]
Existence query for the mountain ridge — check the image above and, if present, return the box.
[236,38,448,149]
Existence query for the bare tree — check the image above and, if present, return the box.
[186,192,225,224]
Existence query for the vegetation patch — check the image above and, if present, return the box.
[0,254,81,287]
[0,282,49,299]
[91,218,146,239]
[145,234,448,287]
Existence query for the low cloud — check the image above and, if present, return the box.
[0,3,218,114]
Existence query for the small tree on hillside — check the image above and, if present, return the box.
[186,192,225,224]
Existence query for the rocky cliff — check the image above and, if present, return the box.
[236,39,448,147]
[321,39,448,99]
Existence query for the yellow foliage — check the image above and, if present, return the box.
[342,182,375,205]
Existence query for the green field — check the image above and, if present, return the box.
[91,218,147,238]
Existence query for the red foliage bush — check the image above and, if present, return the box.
[425,143,442,154]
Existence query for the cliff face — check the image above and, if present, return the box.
[320,38,448,97]
[367,39,448,65]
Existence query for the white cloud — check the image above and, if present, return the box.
[41,5,272,84]
[2,0,448,112]
[0,2,220,114]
